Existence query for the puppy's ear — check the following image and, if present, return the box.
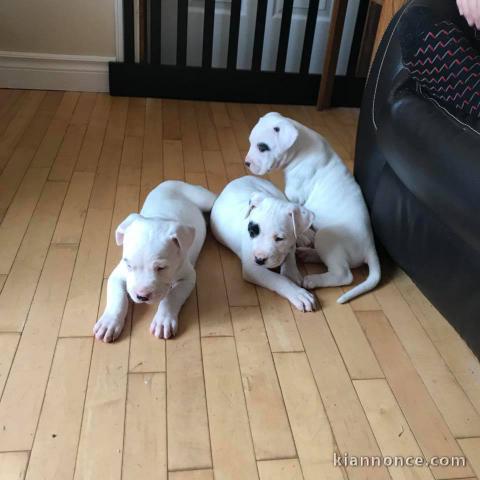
[170,224,195,252]
[245,192,267,218]
[289,206,314,239]
[274,119,298,152]
[116,213,141,245]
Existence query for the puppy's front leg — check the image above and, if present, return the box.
[151,265,196,339]
[280,249,303,286]
[94,266,129,343]
[243,261,316,312]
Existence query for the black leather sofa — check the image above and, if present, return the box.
[355,0,480,357]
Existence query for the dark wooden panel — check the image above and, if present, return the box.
[276,0,294,73]
[300,0,320,74]
[123,0,135,63]
[202,0,215,67]
[252,0,268,71]
[109,62,365,106]
[227,0,242,70]
[150,0,161,64]
[177,0,188,66]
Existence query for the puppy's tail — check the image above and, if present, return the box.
[175,182,217,212]
[336,248,381,304]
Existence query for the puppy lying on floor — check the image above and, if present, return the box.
[210,175,316,312]
[94,181,217,342]
[245,112,380,304]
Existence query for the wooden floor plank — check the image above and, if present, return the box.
[203,150,227,195]
[0,244,77,451]
[164,139,184,180]
[75,94,112,173]
[125,97,145,138]
[0,452,29,480]
[458,438,480,477]
[374,281,480,438]
[0,91,62,219]
[0,90,24,137]
[257,459,304,480]
[48,124,87,181]
[195,102,219,150]
[0,165,49,273]
[231,306,296,460]
[181,101,205,175]
[257,288,303,353]
[210,102,231,128]
[314,285,383,379]
[30,92,80,169]
[196,234,233,337]
[169,470,214,480]
[0,333,20,397]
[293,307,389,480]
[122,373,167,480]
[25,337,92,480]
[226,103,250,152]
[104,135,141,278]
[394,268,480,415]
[0,274,6,293]
[0,181,68,331]
[358,310,473,479]
[70,92,97,127]
[129,302,166,373]
[219,245,258,307]
[163,99,181,140]
[0,90,46,171]
[167,293,211,471]
[354,379,434,480]
[52,171,95,245]
[202,336,259,480]
[60,98,128,337]
[141,98,163,204]
[274,352,344,480]
[74,284,131,480]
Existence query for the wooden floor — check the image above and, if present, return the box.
[0,89,479,480]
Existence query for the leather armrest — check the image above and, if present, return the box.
[377,92,480,252]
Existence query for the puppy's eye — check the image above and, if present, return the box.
[248,221,260,238]
[154,265,165,273]
[257,143,270,153]
[275,236,284,242]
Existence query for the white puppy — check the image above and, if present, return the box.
[245,112,380,304]
[94,181,216,342]
[210,175,316,312]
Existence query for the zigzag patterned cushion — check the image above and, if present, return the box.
[399,7,480,119]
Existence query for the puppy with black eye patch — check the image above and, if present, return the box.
[210,175,317,312]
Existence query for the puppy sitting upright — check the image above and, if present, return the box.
[245,112,380,304]
[210,175,316,312]
[94,181,216,342]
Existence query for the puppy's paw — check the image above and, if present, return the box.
[288,287,317,312]
[93,314,125,343]
[280,262,303,286]
[150,312,178,339]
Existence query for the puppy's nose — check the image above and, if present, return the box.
[255,256,266,266]
[136,293,151,302]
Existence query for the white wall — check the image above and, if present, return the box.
[0,0,118,91]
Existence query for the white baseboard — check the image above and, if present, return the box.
[0,51,117,92]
